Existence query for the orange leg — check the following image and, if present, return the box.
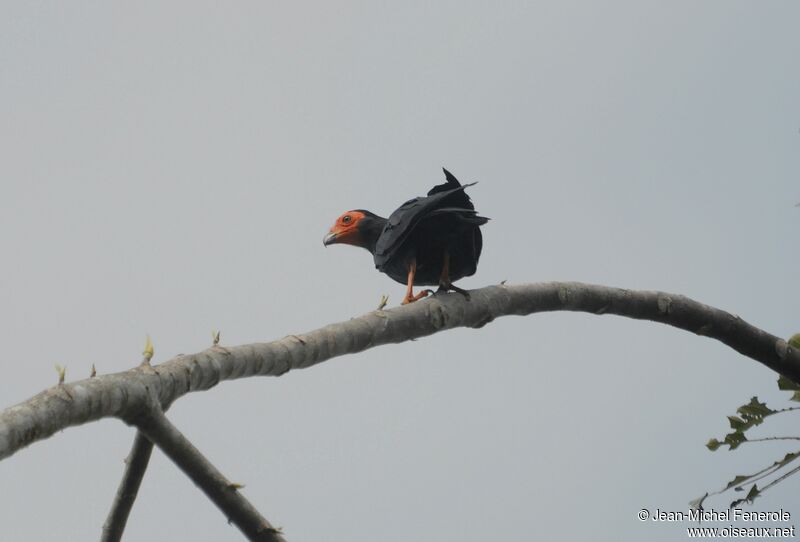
[439,252,451,290]
[401,259,431,305]
[436,251,471,299]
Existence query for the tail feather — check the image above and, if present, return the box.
[426,207,490,225]
[428,168,474,196]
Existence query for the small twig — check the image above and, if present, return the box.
[101,343,163,541]
[377,294,389,310]
[211,330,231,354]
[758,462,800,493]
[100,432,155,542]
[773,406,800,414]
[132,408,286,541]
[54,364,66,385]
[141,335,154,367]
[743,436,800,444]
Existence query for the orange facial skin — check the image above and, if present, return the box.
[323,211,367,247]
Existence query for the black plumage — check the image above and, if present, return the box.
[324,168,488,304]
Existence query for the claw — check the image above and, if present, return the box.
[435,283,471,300]
[402,259,432,305]
[402,289,432,305]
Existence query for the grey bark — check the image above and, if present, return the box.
[101,431,154,542]
[2,281,798,462]
[130,407,286,541]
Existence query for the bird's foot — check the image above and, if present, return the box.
[401,289,432,305]
[436,283,471,300]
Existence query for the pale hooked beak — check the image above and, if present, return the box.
[322,232,337,247]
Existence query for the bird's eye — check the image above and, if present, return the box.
[342,215,352,224]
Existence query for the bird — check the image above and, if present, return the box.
[323,168,488,305]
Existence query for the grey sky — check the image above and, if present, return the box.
[1,2,798,540]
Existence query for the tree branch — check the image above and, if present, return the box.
[130,407,286,541]
[2,282,798,462]
[101,431,154,542]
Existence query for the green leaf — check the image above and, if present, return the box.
[706,439,721,451]
[731,484,761,508]
[737,397,775,418]
[728,416,747,430]
[716,399,776,447]
[778,375,800,391]
[789,333,800,349]
[772,452,800,470]
[721,453,800,493]
[724,475,752,491]
[723,431,747,450]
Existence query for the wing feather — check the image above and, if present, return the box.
[374,181,483,268]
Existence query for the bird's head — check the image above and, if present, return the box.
[323,210,384,252]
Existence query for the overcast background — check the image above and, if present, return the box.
[1,2,799,541]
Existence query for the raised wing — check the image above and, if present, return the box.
[374,176,486,269]
[426,168,477,210]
